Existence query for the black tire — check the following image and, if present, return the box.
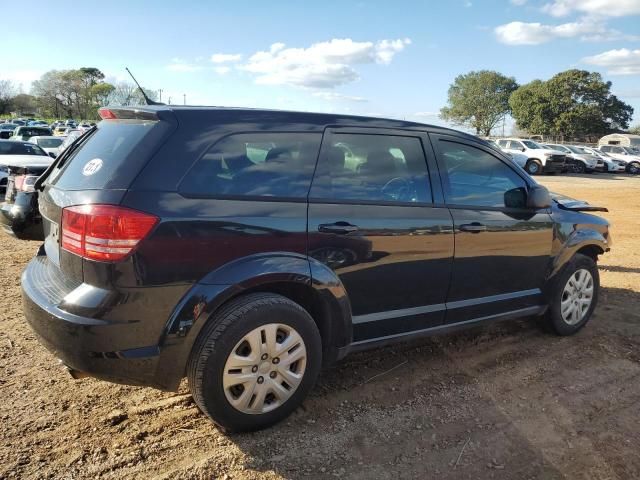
[187,293,322,432]
[628,162,640,175]
[543,253,599,336]
[525,159,542,175]
[573,161,585,174]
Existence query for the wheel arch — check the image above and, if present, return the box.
[154,252,352,390]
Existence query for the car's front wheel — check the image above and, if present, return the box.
[544,253,599,335]
[525,159,542,175]
[573,161,586,174]
[627,161,640,175]
[188,293,322,432]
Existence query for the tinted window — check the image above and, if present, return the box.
[438,141,528,208]
[310,133,431,203]
[50,120,164,190]
[180,133,322,198]
[36,138,63,148]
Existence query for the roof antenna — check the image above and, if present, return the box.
[125,67,164,105]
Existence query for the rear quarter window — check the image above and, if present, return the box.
[49,120,171,190]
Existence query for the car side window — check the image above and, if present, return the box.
[179,132,322,198]
[438,140,528,209]
[310,133,432,203]
[508,141,523,150]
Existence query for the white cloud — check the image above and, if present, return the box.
[166,58,203,72]
[494,17,635,45]
[542,0,640,17]
[211,53,242,63]
[241,38,411,88]
[582,48,640,74]
[214,66,231,75]
[312,91,367,102]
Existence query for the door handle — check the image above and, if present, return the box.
[459,223,487,233]
[318,222,359,234]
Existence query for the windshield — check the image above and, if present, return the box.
[0,142,47,156]
[567,146,586,154]
[522,140,540,149]
[623,147,639,154]
[36,138,63,148]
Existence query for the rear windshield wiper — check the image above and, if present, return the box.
[35,126,97,191]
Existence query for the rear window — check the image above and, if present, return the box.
[49,120,169,190]
[36,138,63,148]
[179,133,322,198]
[0,142,47,156]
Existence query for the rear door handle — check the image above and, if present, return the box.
[318,222,359,234]
[459,223,487,233]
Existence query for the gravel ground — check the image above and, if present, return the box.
[1,174,639,479]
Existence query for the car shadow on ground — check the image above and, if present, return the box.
[550,173,634,181]
[224,285,640,479]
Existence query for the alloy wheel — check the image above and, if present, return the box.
[222,323,307,414]
[560,269,594,325]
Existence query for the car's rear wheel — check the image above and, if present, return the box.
[544,253,599,335]
[525,159,542,175]
[187,293,322,432]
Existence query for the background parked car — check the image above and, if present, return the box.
[29,135,64,158]
[544,144,600,173]
[0,140,50,196]
[579,146,626,173]
[56,129,84,155]
[10,126,53,142]
[496,138,566,175]
[0,123,20,139]
[599,145,640,174]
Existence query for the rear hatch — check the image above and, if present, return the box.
[38,108,177,284]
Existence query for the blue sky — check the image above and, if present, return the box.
[2,0,639,130]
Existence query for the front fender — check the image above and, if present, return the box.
[551,228,608,278]
[154,252,352,390]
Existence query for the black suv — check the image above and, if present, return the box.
[22,107,610,432]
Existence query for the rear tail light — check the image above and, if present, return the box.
[61,205,159,262]
[14,174,39,193]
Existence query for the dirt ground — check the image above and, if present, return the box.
[1,174,639,480]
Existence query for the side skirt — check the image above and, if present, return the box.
[339,305,547,356]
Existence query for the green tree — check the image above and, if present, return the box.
[510,69,634,137]
[440,70,518,136]
[628,125,640,135]
[0,80,16,115]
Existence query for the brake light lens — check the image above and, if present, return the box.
[98,108,117,120]
[14,174,39,193]
[61,205,159,262]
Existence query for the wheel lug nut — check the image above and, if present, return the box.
[261,353,268,360]
[270,371,277,379]
[272,357,280,364]
[251,365,258,373]
[257,376,264,384]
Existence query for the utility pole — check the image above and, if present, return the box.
[183,94,186,105]
[158,89,163,102]
[168,96,172,105]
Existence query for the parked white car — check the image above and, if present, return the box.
[486,139,528,169]
[544,144,600,173]
[598,145,640,175]
[496,138,566,175]
[578,146,626,173]
[28,136,65,158]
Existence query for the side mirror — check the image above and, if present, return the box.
[527,185,552,209]
[520,147,525,152]
[48,152,56,158]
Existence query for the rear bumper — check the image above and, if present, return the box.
[0,199,44,240]
[21,255,177,390]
